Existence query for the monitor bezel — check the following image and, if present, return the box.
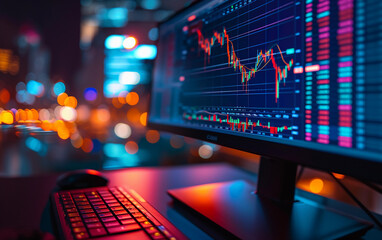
[147,0,382,184]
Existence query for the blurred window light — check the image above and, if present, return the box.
[148,27,159,41]
[119,71,140,85]
[114,123,132,139]
[141,0,161,10]
[123,36,137,49]
[53,82,66,96]
[84,88,97,101]
[27,80,44,96]
[134,45,157,59]
[105,35,125,49]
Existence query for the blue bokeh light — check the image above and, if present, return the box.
[53,82,66,96]
[105,35,125,49]
[84,88,97,101]
[134,45,157,59]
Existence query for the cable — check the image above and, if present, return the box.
[328,172,382,229]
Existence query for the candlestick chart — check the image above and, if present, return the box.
[196,28,294,103]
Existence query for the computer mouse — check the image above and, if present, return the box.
[56,169,108,190]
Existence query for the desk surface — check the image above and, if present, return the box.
[0,162,381,239]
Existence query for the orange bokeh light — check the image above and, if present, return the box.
[126,92,139,106]
[30,109,39,120]
[146,130,160,144]
[41,120,52,131]
[1,111,13,124]
[309,178,324,194]
[81,138,94,153]
[125,141,138,154]
[64,96,78,108]
[126,108,140,124]
[140,112,147,126]
[57,93,68,106]
[0,89,10,104]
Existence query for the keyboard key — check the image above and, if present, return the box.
[132,213,143,218]
[98,212,113,218]
[117,214,132,220]
[96,209,110,214]
[71,222,84,228]
[107,224,141,234]
[101,217,116,222]
[104,221,120,227]
[78,205,92,210]
[93,205,107,210]
[86,222,103,228]
[81,213,96,218]
[89,227,107,237]
[111,206,124,211]
[67,213,80,218]
[121,219,136,225]
[84,218,99,223]
[66,208,78,213]
[141,221,153,228]
[136,217,148,222]
[109,203,121,207]
[114,210,127,215]
[74,232,89,239]
[151,232,166,240]
[80,209,94,214]
[70,217,82,222]
[73,227,86,233]
[145,227,158,234]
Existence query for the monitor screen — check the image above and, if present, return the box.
[149,0,382,174]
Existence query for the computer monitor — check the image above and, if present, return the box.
[148,0,381,239]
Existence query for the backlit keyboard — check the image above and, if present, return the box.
[55,186,180,240]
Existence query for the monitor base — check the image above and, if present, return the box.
[168,180,372,240]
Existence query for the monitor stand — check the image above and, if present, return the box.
[168,156,373,240]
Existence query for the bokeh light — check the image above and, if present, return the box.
[146,130,160,144]
[126,92,139,106]
[57,93,68,106]
[123,36,137,49]
[81,138,94,153]
[0,89,10,104]
[64,96,78,108]
[27,80,44,96]
[198,144,213,159]
[126,108,140,124]
[1,110,14,124]
[309,178,324,193]
[140,112,147,126]
[332,173,345,179]
[39,109,51,121]
[53,82,66,96]
[170,135,184,149]
[84,88,97,101]
[125,141,138,154]
[114,123,132,139]
[60,107,77,122]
